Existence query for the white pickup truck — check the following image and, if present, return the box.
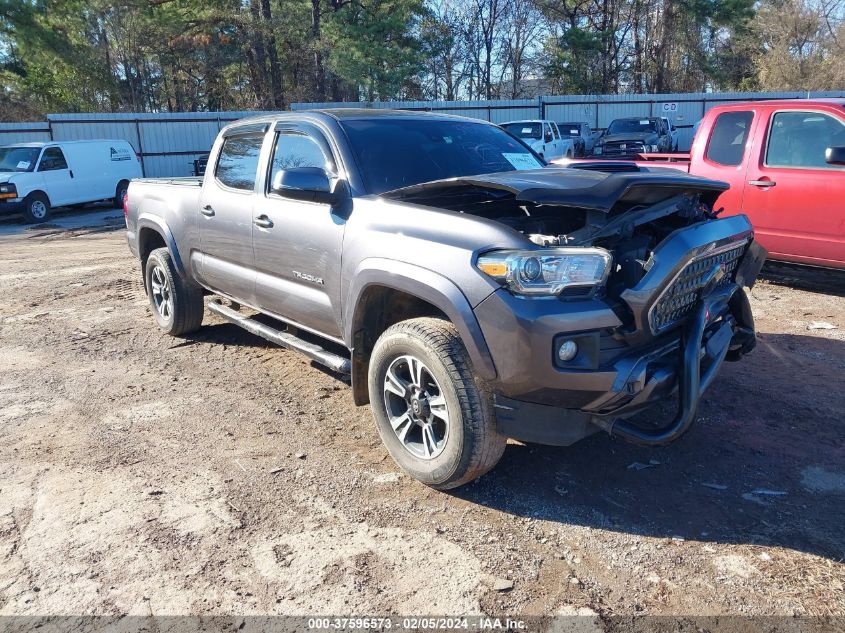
[500,120,575,161]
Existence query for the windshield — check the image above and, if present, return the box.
[501,122,543,140]
[341,119,544,194]
[0,147,40,172]
[558,124,582,137]
[607,119,657,135]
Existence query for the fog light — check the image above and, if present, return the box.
[558,340,578,362]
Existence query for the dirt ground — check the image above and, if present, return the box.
[0,208,843,625]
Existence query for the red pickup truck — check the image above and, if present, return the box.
[557,100,845,269]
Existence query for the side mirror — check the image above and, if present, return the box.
[270,167,344,205]
[825,146,845,165]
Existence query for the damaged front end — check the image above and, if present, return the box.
[385,168,767,447]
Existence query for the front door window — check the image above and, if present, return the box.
[765,111,845,170]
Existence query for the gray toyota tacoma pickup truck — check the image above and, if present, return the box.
[125,109,766,489]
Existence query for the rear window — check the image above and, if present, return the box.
[502,122,542,140]
[705,111,753,166]
[215,134,264,191]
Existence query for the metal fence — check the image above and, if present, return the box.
[3,91,845,177]
[293,91,845,154]
[0,112,273,178]
[0,122,52,145]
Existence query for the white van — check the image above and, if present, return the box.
[0,139,142,223]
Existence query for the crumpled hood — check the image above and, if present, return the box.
[600,132,658,145]
[0,173,16,184]
[382,167,728,213]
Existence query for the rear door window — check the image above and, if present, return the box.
[38,147,68,171]
[705,111,754,166]
[215,134,264,191]
[551,123,560,140]
[765,111,845,169]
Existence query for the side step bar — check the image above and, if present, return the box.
[207,300,351,375]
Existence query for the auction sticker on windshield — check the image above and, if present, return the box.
[16,161,30,170]
[503,153,542,170]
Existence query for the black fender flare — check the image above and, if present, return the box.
[136,213,186,278]
[344,258,498,382]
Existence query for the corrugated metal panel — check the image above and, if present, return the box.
[490,107,538,124]
[51,119,141,152]
[142,154,209,178]
[0,122,52,145]
[3,92,843,176]
[545,102,598,128]
[44,112,272,176]
[139,119,219,154]
[597,101,650,128]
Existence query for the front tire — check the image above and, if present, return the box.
[23,192,51,223]
[368,317,506,489]
[145,247,204,336]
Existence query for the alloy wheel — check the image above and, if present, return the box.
[150,265,173,320]
[383,354,450,460]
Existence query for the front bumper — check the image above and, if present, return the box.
[473,219,766,447]
[0,199,25,214]
[489,283,755,446]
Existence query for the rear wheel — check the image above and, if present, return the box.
[23,192,51,223]
[114,180,130,209]
[144,247,204,336]
[368,317,506,489]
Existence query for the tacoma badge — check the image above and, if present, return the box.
[293,271,324,285]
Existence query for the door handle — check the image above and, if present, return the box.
[748,179,776,188]
[200,205,215,217]
[254,215,274,229]
[69,170,74,178]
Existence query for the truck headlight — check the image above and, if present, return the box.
[477,248,612,296]
[0,183,17,199]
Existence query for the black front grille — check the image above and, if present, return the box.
[649,241,747,333]
[604,141,644,155]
